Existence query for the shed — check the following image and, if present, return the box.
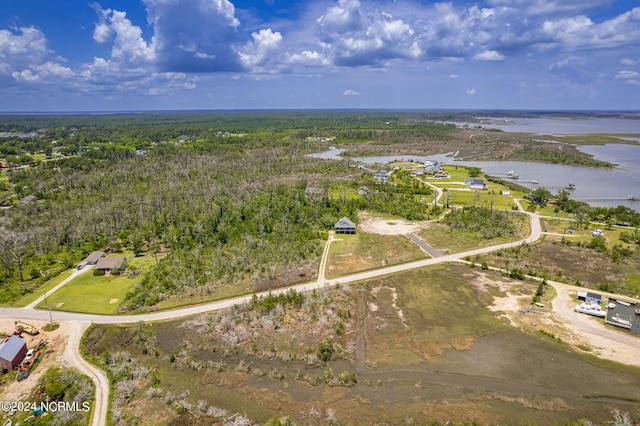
[334,217,356,234]
[83,251,105,265]
[0,335,28,371]
[95,256,127,272]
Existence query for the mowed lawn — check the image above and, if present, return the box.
[36,255,153,314]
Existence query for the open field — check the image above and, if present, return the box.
[82,264,640,425]
[8,269,74,307]
[326,231,426,278]
[416,212,529,254]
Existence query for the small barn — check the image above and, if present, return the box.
[605,297,640,335]
[95,256,127,272]
[334,217,356,234]
[0,335,28,371]
[83,251,105,265]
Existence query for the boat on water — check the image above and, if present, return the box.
[506,170,519,179]
[574,302,606,318]
[612,314,631,327]
[566,183,576,190]
[627,195,639,201]
[530,179,539,184]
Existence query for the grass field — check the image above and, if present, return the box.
[36,254,154,314]
[83,263,640,425]
[416,213,529,254]
[11,269,74,307]
[326,232,427,278]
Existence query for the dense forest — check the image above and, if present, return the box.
[1,111,638,309]
[0,112,447,308]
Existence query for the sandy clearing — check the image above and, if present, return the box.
[482,275,640,368]
[357,212,428,235]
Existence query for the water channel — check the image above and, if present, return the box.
[310,117,640,211]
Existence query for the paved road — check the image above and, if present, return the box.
[0,210,543,426]
[405,233,444,258]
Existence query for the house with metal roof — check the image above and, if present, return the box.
[95,256,127,272]
[0,335,27,371]
[83,251,105,265]
[334,217,356,234]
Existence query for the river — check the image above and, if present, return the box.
[310,116,640,211]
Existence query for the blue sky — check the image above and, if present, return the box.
[1,0,639,111]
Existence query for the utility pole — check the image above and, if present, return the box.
[44,291,53,325]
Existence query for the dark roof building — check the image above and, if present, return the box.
[83,251,105,265]
[577,291,602,306]
[334,217,356,234]
[0,335,27,371]
[95,256,127,271]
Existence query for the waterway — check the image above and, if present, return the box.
[310,116,640,211]
[471,116,640,135]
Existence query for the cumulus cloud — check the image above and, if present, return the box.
[0,27,51,75]
[449,74,459,79]
[286,50,330,67]
[466,88,477,95]
[316,0,420,67]
[343,89,361,96]
[473,50,505,61]
[238,29,283,68]
[144,0,243,72]
[97,8,155,65]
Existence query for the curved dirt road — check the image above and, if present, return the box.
[61,321,110,426]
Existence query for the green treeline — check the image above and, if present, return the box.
[0,112,443,309]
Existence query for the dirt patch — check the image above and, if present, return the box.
[109,298,119,304]
[358,212,427,235]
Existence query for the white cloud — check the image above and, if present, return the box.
[466,88,477,95]
[449,74,459,79]
[343,89,361,96]
[0,26,51,73]
[615,70,639,79]
[473,50,504,61]
[620,58,639,66]
[286,50,330,67]
[239,29,283,68]
[143,0,244,72]
[93,23,113,44]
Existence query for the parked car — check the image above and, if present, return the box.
[77,264,85,270]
